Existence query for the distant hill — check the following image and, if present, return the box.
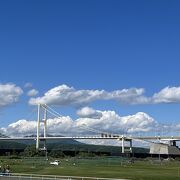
[0,134,149,155]
[0,141,26,149]
[23,134,83,145]
[0,132,9,138]
[46,142,149,154]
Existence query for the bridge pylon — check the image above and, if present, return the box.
[36,104,47,150]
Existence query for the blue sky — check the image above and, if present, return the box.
[0,0,180,136]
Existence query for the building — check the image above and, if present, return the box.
[150,142,180,155]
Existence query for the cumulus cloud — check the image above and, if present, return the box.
[76,111,156,135]
[0,83,23,108]
[29,84,108,106]
[152,86,180,103]
[27,89,39,97]
[110,88,150,104]
[2,110,157,138]
[77,107,102,119]
[3,119,37,136]
[28,84,180,106]
[29,84,148,106]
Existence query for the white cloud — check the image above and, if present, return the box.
[110,88,150,104]
[2,110,157,138]
[28,84,180,106]
[152,86,180,103]
[0,83,23,108]
[75,111,156,135]
[77,107,102,119]
[29,84,147,106]
[4,119,37,136]
[29,84,108,106]
[27,89,39,97]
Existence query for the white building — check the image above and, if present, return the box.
[150,143,180,155]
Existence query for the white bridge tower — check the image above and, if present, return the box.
[36,104,47,150]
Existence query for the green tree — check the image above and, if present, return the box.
[23,145,39,157]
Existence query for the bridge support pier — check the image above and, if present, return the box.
[170,140,177,146]
[119,137,133,154]
[130,139,132,153]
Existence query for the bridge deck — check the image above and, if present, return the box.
[0,136,180,141]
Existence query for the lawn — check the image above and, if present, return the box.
[0,156,180,180]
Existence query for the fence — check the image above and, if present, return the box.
[0,173,129,180]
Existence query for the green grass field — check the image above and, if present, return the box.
[0,156,180,180]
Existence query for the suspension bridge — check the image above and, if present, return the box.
[0,104,180,154]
